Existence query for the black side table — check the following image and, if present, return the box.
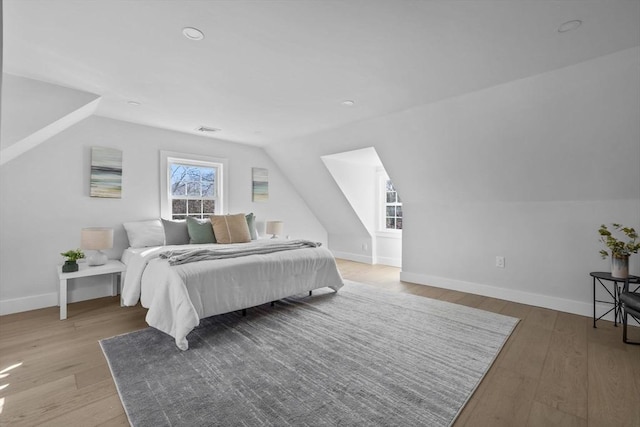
[590,272,640,328]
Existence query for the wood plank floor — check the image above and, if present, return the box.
[1,259,638,426]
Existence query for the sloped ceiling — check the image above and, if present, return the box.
[3,0,639,146]
[0,74,100,164]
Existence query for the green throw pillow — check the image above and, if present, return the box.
[186,216,217,244]
[246,213,257,240]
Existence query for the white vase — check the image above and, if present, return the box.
[611,254,629,279]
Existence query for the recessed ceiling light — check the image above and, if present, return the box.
[127,101,141,106]
[341,100,355,106]
[183,27,204,41]
[557,20,582,33]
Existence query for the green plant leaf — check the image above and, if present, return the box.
[598,223,639,258]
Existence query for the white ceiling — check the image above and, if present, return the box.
[3,1,639,146]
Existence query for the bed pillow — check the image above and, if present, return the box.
[245,213,258,240]
[211,214,251,244]
[162,219,190,245]
[123,219,165,248]
[186,216,217,244]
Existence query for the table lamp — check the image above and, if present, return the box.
[265,221,283,239]
[81,227,114,266]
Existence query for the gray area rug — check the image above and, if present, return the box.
[101,281,519,426]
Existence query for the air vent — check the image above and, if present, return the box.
[196,126,221,133]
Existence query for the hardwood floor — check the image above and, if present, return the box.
[1,259,638,426]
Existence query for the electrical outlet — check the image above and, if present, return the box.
[496,256,505,268]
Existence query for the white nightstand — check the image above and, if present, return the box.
[57,260,126,320]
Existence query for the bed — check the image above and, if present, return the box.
[121,239,344,350]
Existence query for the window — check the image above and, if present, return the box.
[383,179,402,231]
[169,162,217,219]
[160,151,227,220]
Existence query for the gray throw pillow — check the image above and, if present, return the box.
[162,219,190,245]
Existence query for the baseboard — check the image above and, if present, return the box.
[399,271,639,325]
[330,251,400,267]
[375,256,402,268]
[0,292,58,316]
[1,286,115,316]
[330,250,373,265]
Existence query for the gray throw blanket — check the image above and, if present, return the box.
[159,240,322,266]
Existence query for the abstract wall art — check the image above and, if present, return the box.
[252,167,268,202]
[90,146,122,198]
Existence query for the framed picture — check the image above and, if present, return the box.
[252,167,268,202]
[90,147,122,198]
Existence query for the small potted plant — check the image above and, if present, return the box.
[61,249,85,273]
[598,223,640,279]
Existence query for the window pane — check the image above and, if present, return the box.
[203,199,215,214]
[202,169,215,182]
[187,182,201,196]
[170,165,188,195]
[170,164,186,179]
[386,180,395,192]
[396,205,403,217]
[386,206,396,217]
[172,199,186,214]
[187,199,202,214]
[172,182,186,196]
[396,218,403,230]
[172,214,187,220]
[386,218,396,229]
[386,192,396,203]
[202,182,215,197]
[203,168,216,196]
[186,167,201,181]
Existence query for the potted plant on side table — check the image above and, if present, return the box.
[598,223,640,279]
[61,249,85,273]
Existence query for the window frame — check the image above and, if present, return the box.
[376,168,402,235]
[160,151,228,220]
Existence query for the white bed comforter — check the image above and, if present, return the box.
[121,240,344,350]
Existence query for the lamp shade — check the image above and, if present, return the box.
[265,221,283,238]
[81,227,114,250]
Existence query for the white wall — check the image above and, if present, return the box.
[321,155,374,262]
[266,47,640,318]
[322,156,376,234]
[375,234,402,268]
[0,115,326,314]
[400,200,639,315]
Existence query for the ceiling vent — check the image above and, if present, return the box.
[196,126,221,133]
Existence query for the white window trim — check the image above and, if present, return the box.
[160,150,229,219]
[376,168,402,236]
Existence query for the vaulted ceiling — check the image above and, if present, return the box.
[3,1,639,145]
